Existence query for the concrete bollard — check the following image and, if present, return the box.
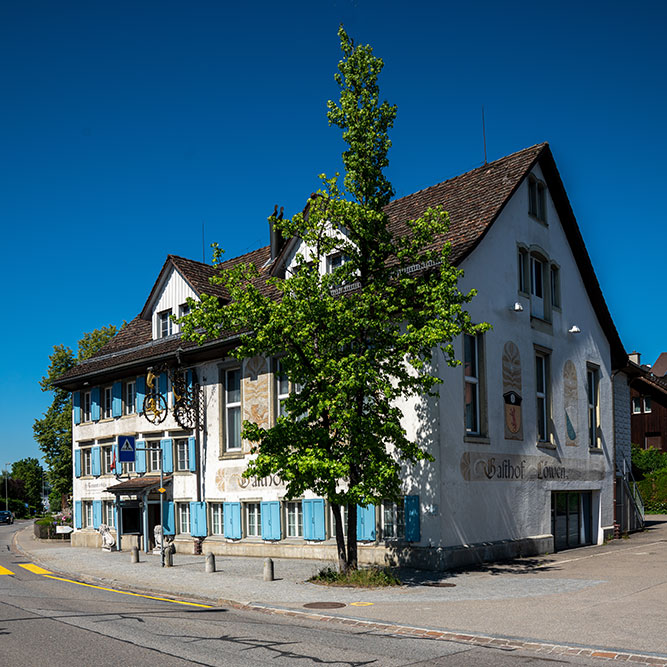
[263,557,274,582]
[205,552,216,574]
[131,547,140,564]
[165,549,173,567]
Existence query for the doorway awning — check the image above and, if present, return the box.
[105,476,172,495]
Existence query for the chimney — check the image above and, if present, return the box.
[628,351,641,365]
[269,205,285,261]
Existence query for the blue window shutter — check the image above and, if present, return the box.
[161,438,173,473]
[112,382,122,417]
[224,502,241,539]
[163,501,175,535]
[188,436,197,472]
[190,501,207,537]
[158,372,168,397]
[75,501,83,529]
[136,375,145,412]
[91,447,101,477]
[260,502,271,540]
[270,501,281,540]
[186,369,193,391]
[113,444,122,474]
[74,450,81,478]
[135,441,146,473]
[357,504,376,541]
[93,500,102,529]
[303,499,325,541]
[91,387,101,421]
[73,392,81,425]
[405,495,421,542]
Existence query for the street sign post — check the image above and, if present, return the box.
[118,436,136,463]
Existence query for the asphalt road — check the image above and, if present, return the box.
[0,523,620,666]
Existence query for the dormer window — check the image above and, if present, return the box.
[158,309,172,338]
[327,252,349,273]
[528,176,546,222]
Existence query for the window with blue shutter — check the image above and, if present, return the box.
[93,500,102,529]
[74,450,82,478]
[163,501,175,535]
[91,387,101,421]
[135,441,146,473]
[75,501,83,529]
[224,502,242,539]
[303,499,326,541]
[136,375,146,413]
[357,504,376,541]
[405,495,421,542]
[189,501,207,537]
[160,438,173,473]
[73,392,81,425]
[91,447,101,477]
[112,382,123,417]
[188,436,197,473]
[261,501,281,541]
[113,444,122,474]
[186,369,193,391]
[158,372,168,398]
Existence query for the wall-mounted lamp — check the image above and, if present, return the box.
[568,325,581,334]
[511,302,524,312]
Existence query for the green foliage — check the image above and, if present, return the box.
[181,27,487,571]
[33,325,117,507]
[638,468,667,514]
[11,458,44,510]
[309,565,401,587]
[631,443,667,480]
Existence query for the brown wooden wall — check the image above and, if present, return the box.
[630,385,667,452]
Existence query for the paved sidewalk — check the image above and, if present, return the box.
[13,517,667,664]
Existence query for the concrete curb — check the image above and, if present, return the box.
[13,526,667,666]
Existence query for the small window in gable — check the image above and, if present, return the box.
[528,177,547,222]
[158,309,173,338]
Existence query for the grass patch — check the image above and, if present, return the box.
[309,566,402,587]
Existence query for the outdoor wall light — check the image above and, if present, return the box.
[568,325,581,334]
[511,302,524,312]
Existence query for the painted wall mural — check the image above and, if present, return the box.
[502,341,523,440]
[242,356,270,453]
[563,360,578,446]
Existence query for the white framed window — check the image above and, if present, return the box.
[382,500,405,540]
[536,352,550,442]
[177,503,190,534]
[83,391,92,422]
[530,255,545,319]
[464,334,483,435]
[158,309,173,338]
[179,303,190,318]
[82,449,92,476]
[286,501,303,538]
[550,265,560,309]
[125,380,136,415]
[175,438,189,471]
[245,502,261,537]
[101,386,113,419]
[327,252,349,273]
[276,360,290,419]
[102,446,114,475]
[529,177,546,222]
[147,443,161,472]
[330,504,348,538]
[122,460,135,474]
[518,247,528,293]
[225,368,242,451]
[632,397,642,414]
[588,367,601,449]
[643,397,652,414]
[103,500,115,528]
[210,503,224,535]
[83,501,93,528]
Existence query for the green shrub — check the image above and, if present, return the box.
[631,444,667,480]
[638,468,667,513]
[309,566,402,587]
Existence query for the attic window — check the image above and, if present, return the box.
[528,177,546,222]
[158,309,173,338]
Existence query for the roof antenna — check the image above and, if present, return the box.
[482,105,488,165]
[202,220,205,263]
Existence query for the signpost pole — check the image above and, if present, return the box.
[160,456,165,568]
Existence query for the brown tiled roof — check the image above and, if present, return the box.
[650,353,667,378]
[55,143,627,387]
[106,475,172,494]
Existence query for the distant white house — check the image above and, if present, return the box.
[56,143,634,568]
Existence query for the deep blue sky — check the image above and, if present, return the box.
[1,0,665,468]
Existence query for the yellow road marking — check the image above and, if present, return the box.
[0,566,14,575]
[350,602,374,606]
[42,575,212,608]
[19,564,52,574]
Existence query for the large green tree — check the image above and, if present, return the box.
[181,27,487,571]
[11,458,44,511]
[33,326,117,510]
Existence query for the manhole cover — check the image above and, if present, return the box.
[423,582,456,588]
[303,602,347,609]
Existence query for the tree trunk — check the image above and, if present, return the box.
[347,502,358,571]
[330,503,348,573]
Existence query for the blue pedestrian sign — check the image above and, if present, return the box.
[118,436,136,462]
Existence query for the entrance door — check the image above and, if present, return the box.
[147,503,161,550]
[551,492,592,551]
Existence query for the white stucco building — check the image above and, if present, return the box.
[56,143,630,568]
